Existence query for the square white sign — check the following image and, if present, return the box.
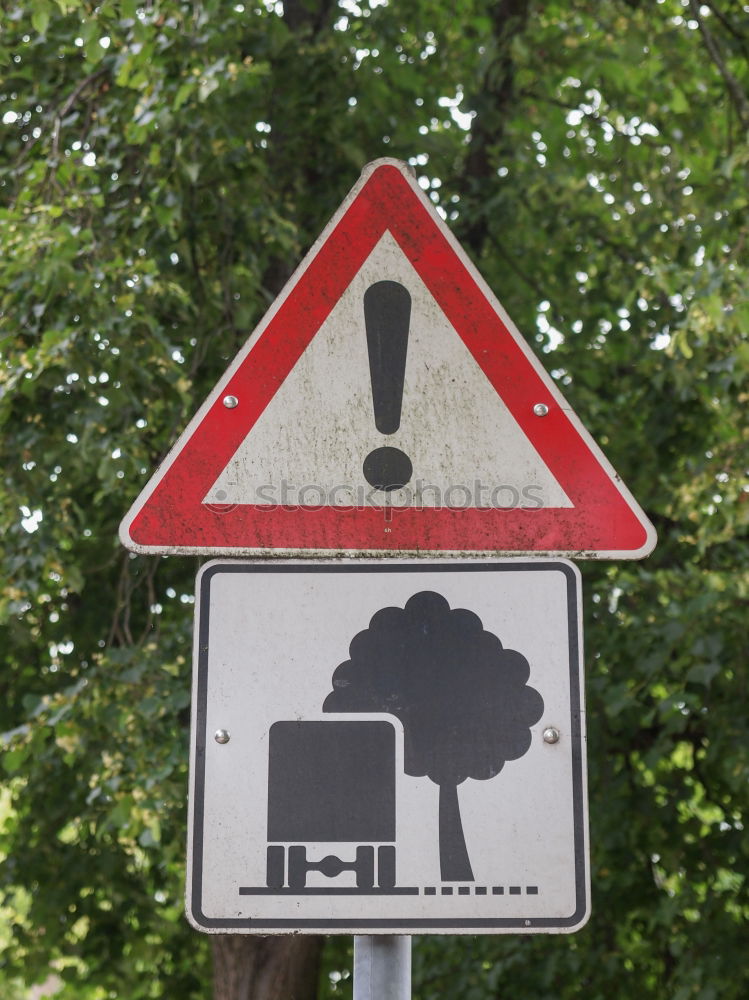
[186,559,589,934]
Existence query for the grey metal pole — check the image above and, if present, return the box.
[354,935,411,999]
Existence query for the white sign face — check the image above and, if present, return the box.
[203,231,573,511]
[186,559,589,935]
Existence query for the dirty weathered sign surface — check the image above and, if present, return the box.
[120,158,655,558]
[186,559,590,934]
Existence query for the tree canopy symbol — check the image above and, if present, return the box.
[323,591,544,882]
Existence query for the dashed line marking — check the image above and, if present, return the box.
[419,885,540,895]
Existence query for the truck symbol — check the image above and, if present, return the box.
[265,719,397,891]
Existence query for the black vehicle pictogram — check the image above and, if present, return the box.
[265,719,397,891]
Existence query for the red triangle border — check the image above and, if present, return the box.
[121,161,655,559]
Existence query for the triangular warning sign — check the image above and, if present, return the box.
[120,159,656,559]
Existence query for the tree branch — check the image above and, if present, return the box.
[688,0,749,128]
[51,62,112,160]
[704,1,749,51]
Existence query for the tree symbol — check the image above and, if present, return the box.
[322,591,544,882]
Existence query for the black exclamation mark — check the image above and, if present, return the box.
[362,280,413,492]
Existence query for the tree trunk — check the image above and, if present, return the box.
[212,935,323,1000]
[438,783,474,882]
[456,0,531,257]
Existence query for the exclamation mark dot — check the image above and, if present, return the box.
[362,280,413,492]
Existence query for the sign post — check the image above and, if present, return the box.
[354,935,411,1000]
[120,158,655,996]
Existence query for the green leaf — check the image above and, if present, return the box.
[2,747,29,774]
[31,4,50,37]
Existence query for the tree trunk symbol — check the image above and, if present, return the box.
[439,783,474,882]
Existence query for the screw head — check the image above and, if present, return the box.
[223,395,239,409]
[543,726,560,744]
[533,402,549,417]
[214,729,230,744]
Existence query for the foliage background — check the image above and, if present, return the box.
[1,0,747,997]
